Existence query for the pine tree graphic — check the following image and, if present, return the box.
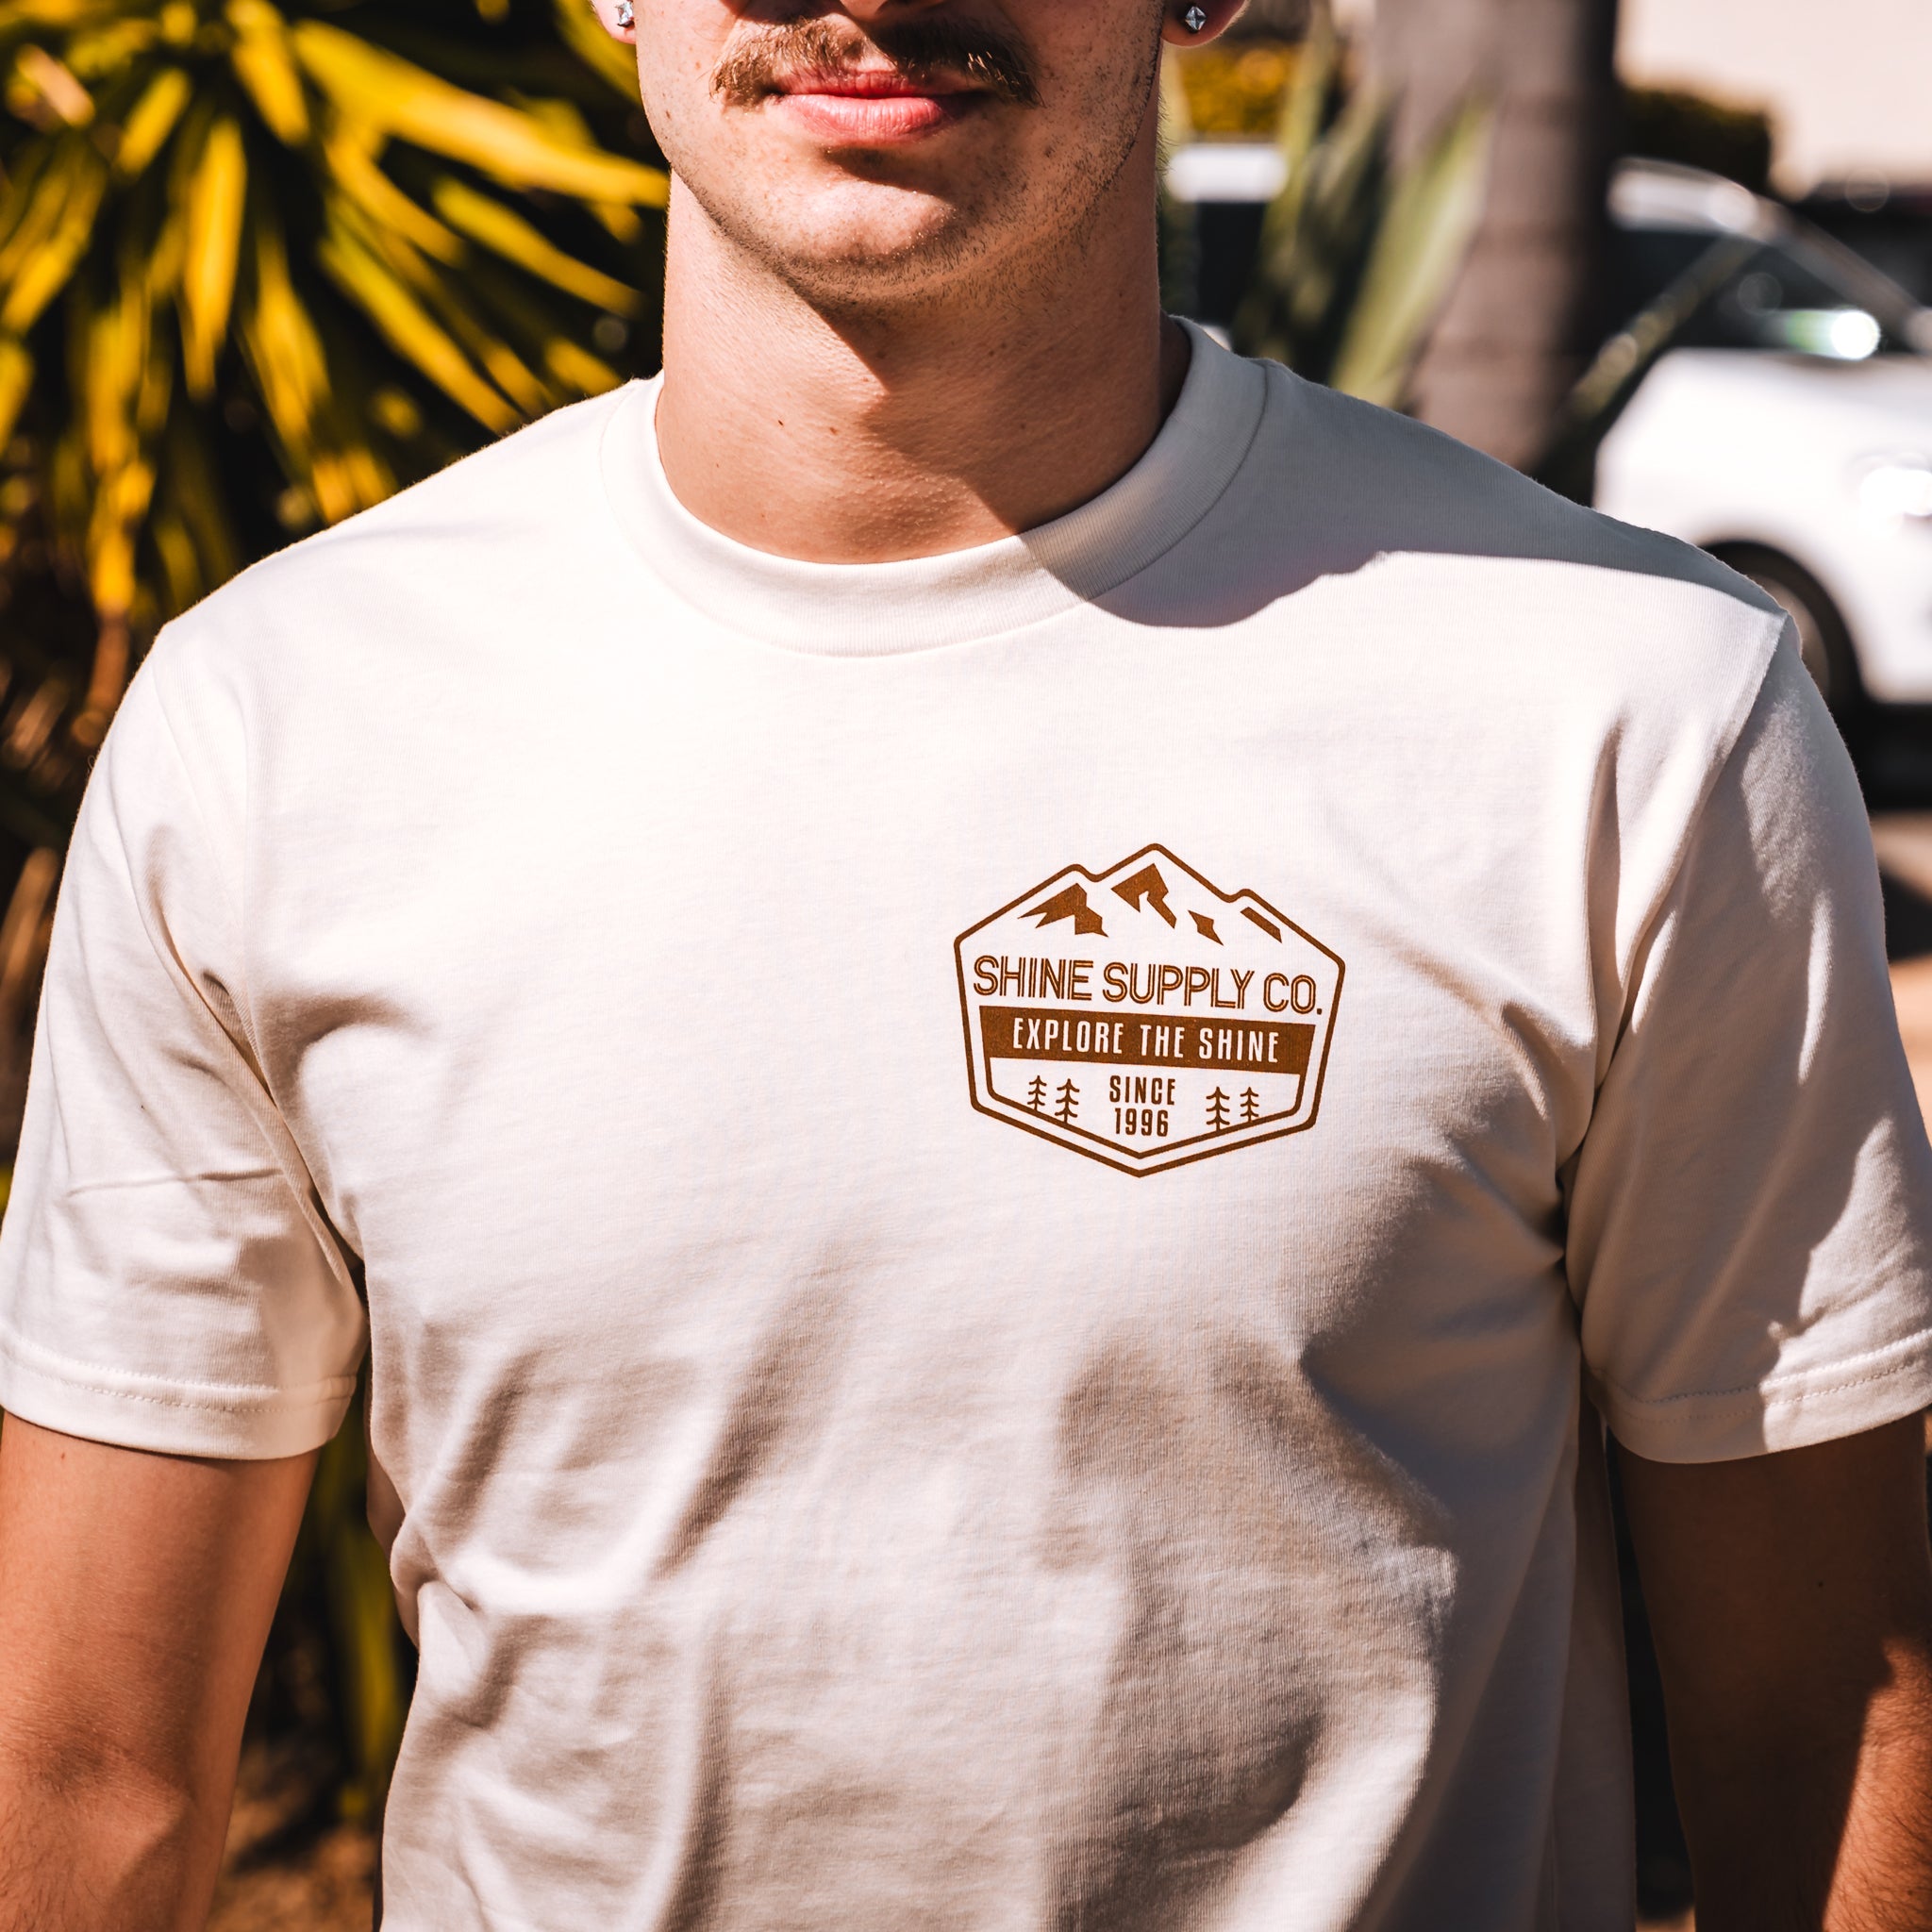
[1026,1075,1048,1112]
[1241,1087,1261,1124]
[1207,1087,1232,1131]
[1054,1079,1080,1124]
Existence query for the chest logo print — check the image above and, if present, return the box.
[956,846,1344,1174]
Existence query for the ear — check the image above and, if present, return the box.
[591,0,636,42]
[1160,0,1247,46]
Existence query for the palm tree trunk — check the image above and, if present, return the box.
[1365,0,1620,471]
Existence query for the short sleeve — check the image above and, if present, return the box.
[1569,634,1932,1461]
[0,655,365,1459]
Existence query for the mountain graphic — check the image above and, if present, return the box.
[956,845,1345,1173]
[1113,863,1175,925]
[1026,883,1107,936]
[1078,857,1291,960]
[998,850,1306,973]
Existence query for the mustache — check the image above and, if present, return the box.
[710,16,1041,109]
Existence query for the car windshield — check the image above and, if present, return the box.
[1776,224,1924,337]
[1610,210,1926,357]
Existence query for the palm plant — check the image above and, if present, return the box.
[0,0,664,817]
[1224,16,1492,408]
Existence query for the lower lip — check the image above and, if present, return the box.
[771,91,980,143]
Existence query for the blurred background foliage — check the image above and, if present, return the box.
[0,0,670,1830]
[1164,18,1493,410]
[1172,38,1304,141]
[1160,20,1777,468]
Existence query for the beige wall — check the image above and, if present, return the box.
[1618,0,1932,193]
[1334,0,1931,195]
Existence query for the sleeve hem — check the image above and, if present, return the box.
[0,1326,357,1460]
[1592,1324,1932,1463]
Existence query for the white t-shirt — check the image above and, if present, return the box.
[5,325,1931,1931]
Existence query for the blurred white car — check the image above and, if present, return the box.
[1597,160,1932,728]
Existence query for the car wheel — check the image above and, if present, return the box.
[1710,544,1867,747]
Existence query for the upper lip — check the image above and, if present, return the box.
[772,63,976,97]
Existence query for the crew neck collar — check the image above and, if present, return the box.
[598,318,1268,656]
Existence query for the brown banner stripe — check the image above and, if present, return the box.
[981,1006,1314,1075]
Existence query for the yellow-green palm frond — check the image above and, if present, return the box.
[225,0,308,144]
[0,0,665,802]
[1229,41,1491,411]
[111,64,190,176]
[293,19,663,207]
[549,0,637,103]
[176,110,246,396]
[431,175,637,314]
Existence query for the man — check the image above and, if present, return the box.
[2,0,1930,1925]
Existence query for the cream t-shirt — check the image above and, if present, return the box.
[5,325,1932,1930]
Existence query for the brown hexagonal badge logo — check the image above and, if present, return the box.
[956,846,1344,1174]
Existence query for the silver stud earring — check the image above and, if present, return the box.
[1181,4,1208,30]
[614,0,634,25]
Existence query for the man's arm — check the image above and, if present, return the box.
[1618,1415,1932,1932]
[0,1414,315,1932]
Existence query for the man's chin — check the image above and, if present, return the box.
[713,175,1003,303]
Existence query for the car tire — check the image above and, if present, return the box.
[1709,543,1869,756]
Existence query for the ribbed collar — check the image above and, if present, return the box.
[597,319,1267,656]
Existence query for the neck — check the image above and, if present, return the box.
[653,138,1189,565]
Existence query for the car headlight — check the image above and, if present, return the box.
[1766,308,1880,360]
[1857,458,1932,522]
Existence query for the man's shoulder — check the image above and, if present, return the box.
[1224,364,1781,632]
[1182,361,1791,717]
[155,384,635,679]
[1138,359,1802,827]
